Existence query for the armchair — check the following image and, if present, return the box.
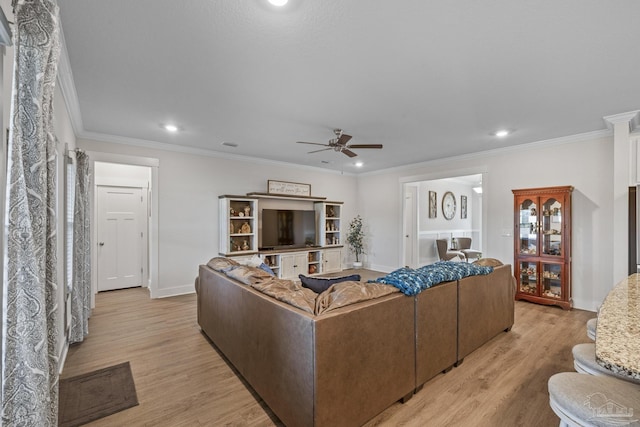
[436,239,465,261]
[457,237,482,262]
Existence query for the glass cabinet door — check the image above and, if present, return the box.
[541,263,563,299]
[541,196,562,257]
[518,198,537,255]
[518,261,537,295]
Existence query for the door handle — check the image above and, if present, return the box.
[99,242,105,246]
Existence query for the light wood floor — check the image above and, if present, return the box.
[62,272,595,426]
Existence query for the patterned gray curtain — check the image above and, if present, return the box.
[69,151,91,344]
[1,0,61,425]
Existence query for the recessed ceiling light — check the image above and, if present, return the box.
[268,0,288,6]
[493,129,511,138]
[355,161,364,168]
[163,124,179,132]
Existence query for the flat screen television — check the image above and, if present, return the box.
[261,209,317,250]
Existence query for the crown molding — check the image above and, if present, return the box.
[603,110,640,130]
[78,130,355,176]
[360,128,613,177]
[56,24,84,136]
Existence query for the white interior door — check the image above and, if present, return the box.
[403,185,418,268]
[97,186,144,291]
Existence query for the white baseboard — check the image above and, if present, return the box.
[368,263,395,274]
[571,297,598,313]
[150,284,195,299]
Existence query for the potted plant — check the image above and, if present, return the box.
[347,215,365,268]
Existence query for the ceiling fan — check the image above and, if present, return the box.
[296,129,383,158]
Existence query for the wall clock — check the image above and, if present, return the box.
[442,191,456,220]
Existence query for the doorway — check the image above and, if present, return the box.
[401,173,483,267]
[89,154,158,304]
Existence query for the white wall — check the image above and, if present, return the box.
[76,137,360,296]
[358,134,612,311]
[95,162,151,187]
[413,178,480,265]
[59,120,613,313]
[417,179,474,233]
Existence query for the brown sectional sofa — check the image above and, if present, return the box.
[197,262,515,427]
[415,280,458,388]
[458,264,515,363]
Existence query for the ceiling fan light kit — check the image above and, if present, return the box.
[296,129,383,158]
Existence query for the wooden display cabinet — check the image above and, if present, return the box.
[219,196,258,256]
[315,201,343,247]
[512,186,573,310]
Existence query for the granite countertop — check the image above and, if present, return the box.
[595,273,640,380]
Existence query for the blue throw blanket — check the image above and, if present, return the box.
[370,261,494,296]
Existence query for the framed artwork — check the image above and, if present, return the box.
[267,180,311,197]
[461,195,467,219]
[428,191,437,218]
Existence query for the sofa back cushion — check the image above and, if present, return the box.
[226,265,274,285]
[207,257,239,272]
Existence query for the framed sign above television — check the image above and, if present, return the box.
[268,180,311,197]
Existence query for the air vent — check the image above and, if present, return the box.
[221,142,238,148]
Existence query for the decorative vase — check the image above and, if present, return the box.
[353,261,363,269]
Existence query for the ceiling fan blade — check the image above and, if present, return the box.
[341,149,357,158]
[297,141,330,147]
[308,147,333,154]
[336,134,352,146]
[346,144,383,149]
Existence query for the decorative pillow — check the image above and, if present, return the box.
[298,274,361,294]
[473,258,504,267]
[258,262,276,276]
[207,257,240,272]
[238,254,264,268]
[226,265,273,285]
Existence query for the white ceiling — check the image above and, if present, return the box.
[57,0,640,173]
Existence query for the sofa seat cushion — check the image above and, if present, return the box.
[315,281,399,315]
[298,273,361,293]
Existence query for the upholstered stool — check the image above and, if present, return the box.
[586,318,597,341]
[548,372,640,427]
[572,343,640,385]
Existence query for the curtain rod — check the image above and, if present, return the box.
[64,143,84,159]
